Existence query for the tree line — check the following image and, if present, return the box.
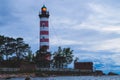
[0,35,74,68]
[0,35,31,61]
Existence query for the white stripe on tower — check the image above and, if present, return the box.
[39,5,50,50]
[40,17,48,21]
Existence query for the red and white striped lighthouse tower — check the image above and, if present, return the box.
[39,5,49,50]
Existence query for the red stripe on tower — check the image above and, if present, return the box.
[40,31,49,35]
[40,21,48,27]
[39,5,50,50]
[40,39,49,42]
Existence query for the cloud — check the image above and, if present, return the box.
[0,0,18,26]
[76,38,120,52]
[50,36,84,46]
[102,26,120,33]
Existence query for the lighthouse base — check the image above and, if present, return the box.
[35,50,51,68]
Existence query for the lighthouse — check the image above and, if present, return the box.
[39,5,49,51]
[36,5,51,68]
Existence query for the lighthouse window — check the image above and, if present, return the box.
[43,37,45,39]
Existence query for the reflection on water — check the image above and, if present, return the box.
[10,76,120,80]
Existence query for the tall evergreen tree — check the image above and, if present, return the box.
[13,38,30,61]
[0,36,15,60]
[0,35,31,61]
[0,35,5,60]
[25,50,33,62]
[53,47,73,68]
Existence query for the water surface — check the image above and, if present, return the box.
[4,76,120,80]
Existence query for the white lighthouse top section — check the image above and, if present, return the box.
[40,27,48,31]
[40,17,48,21]
[40,35,49,39]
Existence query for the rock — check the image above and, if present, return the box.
[25,76,31,80]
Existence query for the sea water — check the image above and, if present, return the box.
[2,76,120,80]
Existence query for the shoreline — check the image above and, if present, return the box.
[0,73,119,79]
[0,73,35,79]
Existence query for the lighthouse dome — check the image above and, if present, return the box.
[41,5,47,12]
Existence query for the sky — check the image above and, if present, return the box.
[0,0,120,74]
